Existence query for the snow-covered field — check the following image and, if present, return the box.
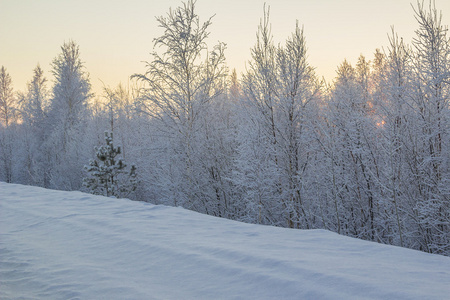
[1,182,449,299]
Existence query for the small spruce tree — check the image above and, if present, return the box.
[83,132,137,198]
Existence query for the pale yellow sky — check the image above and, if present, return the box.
[1,0,449,95]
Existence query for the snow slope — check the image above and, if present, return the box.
[1,182,449,299]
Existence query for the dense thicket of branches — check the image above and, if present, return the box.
[1,0,448,256]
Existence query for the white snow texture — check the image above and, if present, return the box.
[1,182,449,299]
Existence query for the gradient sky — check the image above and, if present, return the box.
[1,0,449,95]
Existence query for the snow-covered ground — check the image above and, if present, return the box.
[1,182,449,299]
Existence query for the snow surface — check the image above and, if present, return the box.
[1,182,450,300]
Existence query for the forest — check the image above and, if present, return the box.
[1,0,449,256]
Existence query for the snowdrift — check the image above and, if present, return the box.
[1,182,449,299]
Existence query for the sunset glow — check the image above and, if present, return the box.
[2,0,449,94]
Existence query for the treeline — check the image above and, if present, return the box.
[1,0,448,256]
